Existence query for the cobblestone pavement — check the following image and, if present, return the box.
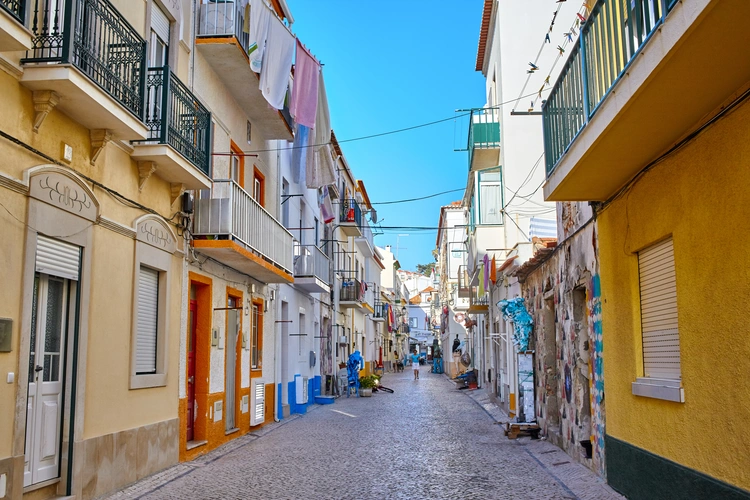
[104,370,622,500]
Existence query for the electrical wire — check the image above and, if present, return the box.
[371,188,466,205]
[243,90,550,154]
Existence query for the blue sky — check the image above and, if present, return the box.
[286,1,487,272]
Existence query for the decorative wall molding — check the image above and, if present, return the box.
[32,90,60,133]
[134,214,177,254]
[98,216,136,239]
[170,183,185,205]
[90,129,112,166]
[0,171,28,195]
[137,161,157,191]
[28,166,99,222]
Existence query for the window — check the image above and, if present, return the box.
[230,141,244,188]
[281,178,290,228]
[251,300,263,373]
[632,237,684,402]
[409,317,418,329]
[253,167,265,207]
[136,266,160,374]
[314,217,319,247]
[478,169,503,225]
[131,216,175,389]
[247,120,252,144]
[150,4,170,67]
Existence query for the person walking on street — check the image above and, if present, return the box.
[411,350,420,380]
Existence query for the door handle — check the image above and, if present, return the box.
[34,365,43,373]
[188,376,194,384]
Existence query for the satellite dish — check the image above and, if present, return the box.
[370,209,378,223]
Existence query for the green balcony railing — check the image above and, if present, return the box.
[543,0,677,175]
[468,107,500,169]
[1,0,24,22]
[23,0,147,120]
[142,66,212,175]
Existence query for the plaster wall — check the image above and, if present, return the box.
[483,0,578,249]
[597,94,750,491]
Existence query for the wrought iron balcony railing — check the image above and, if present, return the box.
[340,278,364,303]
[373,301,387,319]
[340,198,362,227]
[1,0,24,22]
[543,0,678,175]
[142,66,212,175]
[23,0,147,120]
[293,243,330,284]
[193,180,294,274]
[196,0,249,52]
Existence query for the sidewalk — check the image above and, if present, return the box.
[459,381,623,500]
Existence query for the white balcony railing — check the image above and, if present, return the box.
[194,180,293,274]
[293,244,330,284]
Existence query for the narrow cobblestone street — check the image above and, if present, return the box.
[105,370,621,500]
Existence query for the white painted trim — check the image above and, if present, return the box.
[631,377,684,403]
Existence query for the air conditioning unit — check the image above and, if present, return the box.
[250,381,265,426]
[295,375,309,404]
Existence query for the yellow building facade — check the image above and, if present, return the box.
[0,0,208,498]
[541,0,750,497]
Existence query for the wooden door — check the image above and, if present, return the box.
[25,274,67,486]
[187,300,197,442]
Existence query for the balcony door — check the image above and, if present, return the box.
[147,4,170,135]
[225,296,240,432]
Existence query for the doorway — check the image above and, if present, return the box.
[225,296,240,432]
[187,299,197,441]
[280,302,289,411]
[543,296,559,431]
[24,273,71,487]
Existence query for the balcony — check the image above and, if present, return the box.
[468,286,489,315]
[0,0,32,51]
[354,218,374,257]
[457,265,471,298]
[20,0,148,140]
[372,301,386,322]
[193,180,294,283]
[467,107,500,172]
[195,0,293,141]
[543,0,750,201]
[339,198,362,237]
[131,66,212,190]
[339,278,366,309]
[293,244,330,294]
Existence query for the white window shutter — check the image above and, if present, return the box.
[137,266,159,374]
[151,4,171,43]
[638,238,681,380]
[36,235,80,281]
[251,382,265,425]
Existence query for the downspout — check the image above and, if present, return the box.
[274,143,282,422]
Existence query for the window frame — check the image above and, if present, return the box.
[130,238,172,389]
[477,168,504,225]
[251,299,264,375]
[253,166,265,207]
[230,140,245,189]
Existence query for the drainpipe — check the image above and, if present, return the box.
[274,143,282,422]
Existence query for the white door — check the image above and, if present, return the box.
[24,274,68,486]
[225,299,238,432]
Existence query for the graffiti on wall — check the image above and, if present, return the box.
[498,297,533,351]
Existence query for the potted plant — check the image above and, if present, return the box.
[359,375,376,397]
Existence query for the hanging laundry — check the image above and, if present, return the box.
[260,13,295,109]
[318,186,335,224]
[291,39,319,128]
[483,254,490,291]
[247,0,271,73]
[306,70,335,189]
[292,123,312,184]
[490,256,497,284]
[478,263,486,296]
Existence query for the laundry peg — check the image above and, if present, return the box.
[557,45,565,55]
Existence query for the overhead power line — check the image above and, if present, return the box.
[371,188,465,205]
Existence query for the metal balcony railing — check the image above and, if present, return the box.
[1,0,24,22]
[293,244,330,284]
[196,0,249,52]
[470,286,489,307]
[373,301,387,319]
[457,265,470,298]
[340,278,364,303]
[23,0,147,120]
[358,218,374,247]
[543,0,677,175]
[193,180,294,274]
[468,107,500,168]
[143,66,212,175]
[340,198,362,227]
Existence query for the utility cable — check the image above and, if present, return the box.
[371,188,465,205]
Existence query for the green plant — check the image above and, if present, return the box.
[359,375,377,389]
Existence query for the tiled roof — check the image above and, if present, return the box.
[476,0,493,72]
